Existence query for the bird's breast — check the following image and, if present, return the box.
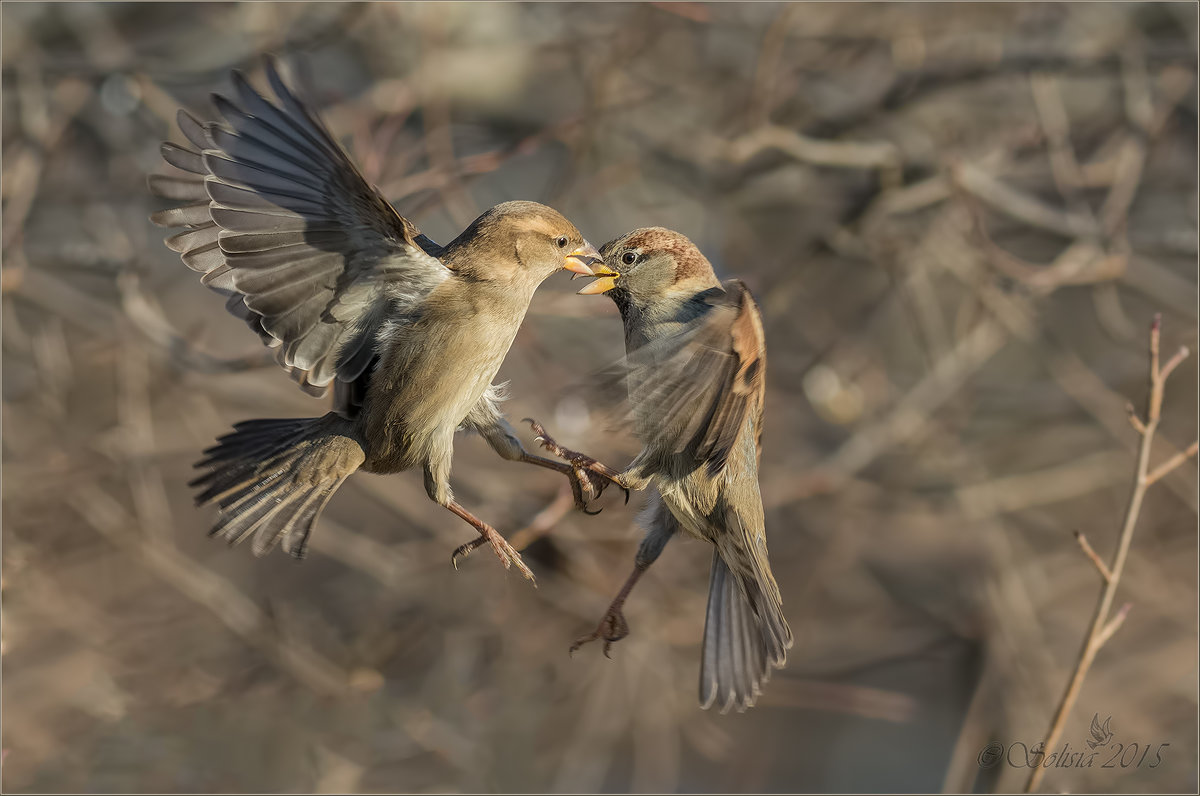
[654,418,763,544]
[360,298,526,470]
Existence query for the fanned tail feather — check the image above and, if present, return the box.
[699,553,793,713]
[190,413,365,558]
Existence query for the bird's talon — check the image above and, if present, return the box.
[527,416,627,512]
[571,609,629,657]
[452,526,535,583]
[583,505,602,516]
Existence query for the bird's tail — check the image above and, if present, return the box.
[190,413,365,558]
[699,551,793,712]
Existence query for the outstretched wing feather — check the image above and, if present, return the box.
[149,56,450,400]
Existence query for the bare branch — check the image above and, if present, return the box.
[1026,316,1183,792]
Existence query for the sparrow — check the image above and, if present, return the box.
[148,57,607,583]
[528,227,793,711]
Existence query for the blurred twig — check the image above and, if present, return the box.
[757,677,918,723]
[745,6,802,127]
[117,272,277,374]
[43,5,372,85]
[2,74,93,253]
[954,451,1132,521]
[1025,316,1197,793]
[803,316,1009,496]
[728,125,903,186]
[509,484,575,551]
[65,481,362,698]
[811,43,1197,140]
[952,161,1100,239]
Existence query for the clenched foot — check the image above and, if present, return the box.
[525,418,629,510]
[569,606,630,658]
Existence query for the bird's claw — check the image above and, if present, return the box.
[450,539,479,569]
[569,608,629,657]
[570,464,613,512]
[451,526,536,584]
[524,418,630,511]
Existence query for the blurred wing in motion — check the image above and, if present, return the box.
[149,56,451,397]
[598,280,767,476]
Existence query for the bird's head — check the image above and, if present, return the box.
[447,201,600,286]
[582,227,721,314]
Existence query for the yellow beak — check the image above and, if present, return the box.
[576,262,619,294]
[563,243,602,276]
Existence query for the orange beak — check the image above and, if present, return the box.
[576,262,619,295]
[563,243,602,276]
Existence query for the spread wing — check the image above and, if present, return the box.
[148,56,450,396]
[606,280,768,476]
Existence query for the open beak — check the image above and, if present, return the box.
[563,243,602,276]
[576,262,619,295]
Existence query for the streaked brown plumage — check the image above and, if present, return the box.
[532,227,792,711]
[149,57,604,581]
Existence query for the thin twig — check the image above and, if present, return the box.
[1047,342,1197,511]
[1159,345,1190,382]
[1125,402,1147,434]
[1145,440,1200,486]
[1025,315,1190,792]
[1072,531,1112,582]
[1095,602,1133,648]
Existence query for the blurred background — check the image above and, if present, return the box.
[2,2,1197,793]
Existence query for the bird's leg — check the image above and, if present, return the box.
[465,408,616,513]
[446,500,535,583]
[572,510,675,657]
[448,451,592,568]
[423,445,531,581]
[524,418,629,505]
[570,563,645,657]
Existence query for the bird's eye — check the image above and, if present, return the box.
[556,236,569,249]
[621,251,637,265]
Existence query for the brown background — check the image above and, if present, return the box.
[3,3,1197,793]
